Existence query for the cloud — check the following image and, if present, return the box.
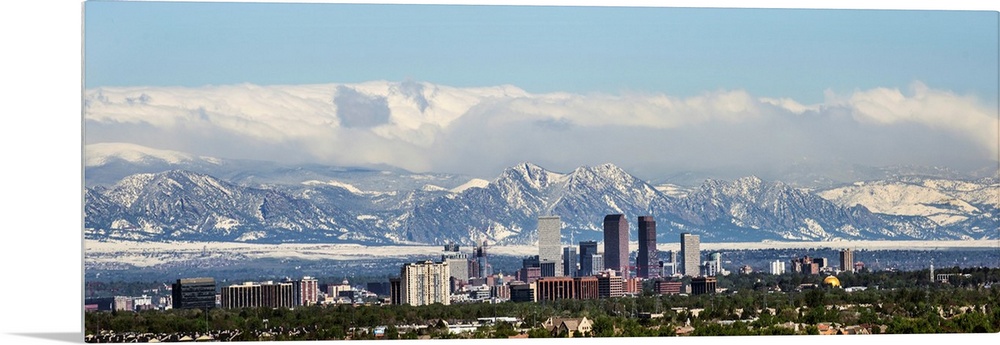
[333,86,391,128]
[83,81,998,181]
[841,81,997,155]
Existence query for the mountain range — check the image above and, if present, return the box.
[84,143,999,245]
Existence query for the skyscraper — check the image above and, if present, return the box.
[579,241,599,276]
[603,214,629,276]
[637,216,658,278]
[770,260,785,275]
[591,253,604,273]
[400,260,450,306]
[299,276,319,306]
[680,233,701,277]
[538,216,563,276]
[839,248,855,273]
[475,241,491,278]
[563,246,578,277]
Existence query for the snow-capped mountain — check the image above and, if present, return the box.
[85,170,378,243]
[665,176,937,241]
[814,177,998,239]
[85,143,225,186]
[83,148,998,245]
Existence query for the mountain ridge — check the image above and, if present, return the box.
[83,154,998,245]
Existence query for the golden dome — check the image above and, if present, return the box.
[823,275,841,287]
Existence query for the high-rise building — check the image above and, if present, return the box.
[839,249,855,273]
[299,276,319,306]
[770,260,786,275]
[400,260,450,306]
[578,241,599,276]
[172,277,216,310]
[701,261,718,277]
[563,246,578,277]
[791,256,820,274]
[680,233,701,277]
[637,216,658,278]
[538,216,563,277]
[442,251,471,282]
[603,214,629,276]
[591,253,604,273]
[474,241,492,278]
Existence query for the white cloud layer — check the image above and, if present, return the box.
[83,81,998,180]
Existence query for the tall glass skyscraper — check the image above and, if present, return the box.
[680,232,701,277]
[637,216,658,278]
[563,246,578,277]
[579,240,599,276]
[538,216,563,277]
[603,214,629,276]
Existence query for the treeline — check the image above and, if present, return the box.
[85,268,1000,339]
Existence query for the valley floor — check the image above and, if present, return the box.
[84,239,999,268]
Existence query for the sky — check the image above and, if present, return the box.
[81,1,999,181]
[84,2,998,104]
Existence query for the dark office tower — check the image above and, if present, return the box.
[563,246,578,277]
[579,241,599,276]
[603,214,629,276]
[172,277,216,310]
[637,216,658,278]
[839,249,855,273]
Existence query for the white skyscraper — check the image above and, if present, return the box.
[770,260,785,275]
[680,233,701,277]
[538,216,563,276]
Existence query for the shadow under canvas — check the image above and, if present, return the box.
[9,332,83,343]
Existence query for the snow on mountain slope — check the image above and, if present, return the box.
[302,179,381,195]
[817,180,982,226]
[450,178,490,193]
[655,183,694,198]
[919,178,1000,208]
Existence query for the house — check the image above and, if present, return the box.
[542,317,593,337]
[674,325,695,336]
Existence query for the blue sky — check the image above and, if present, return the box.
[84,2,998,104]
